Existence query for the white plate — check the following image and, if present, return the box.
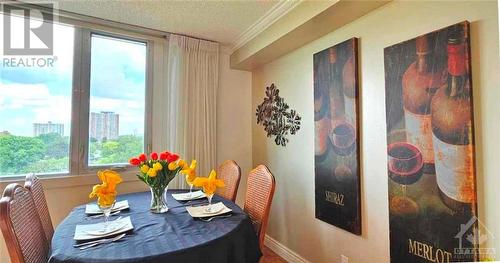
[172,190,206,201]
[186,202,232,218]
[74,216,134,241]
[85,200,129,215]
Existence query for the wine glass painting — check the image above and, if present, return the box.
[313,38,361,235]
[384,21,480,262]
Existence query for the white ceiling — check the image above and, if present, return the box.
[54,0,285,46]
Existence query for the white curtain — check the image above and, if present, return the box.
[165,34,219,188]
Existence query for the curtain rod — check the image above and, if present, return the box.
[8,1,219,43]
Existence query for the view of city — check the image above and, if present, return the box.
[0,21,147,176]
[88,111,144,166]
[0,111,144,175]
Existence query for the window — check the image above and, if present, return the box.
[0,17,75,176]
[0,11,151,177]
[88,34,147,166]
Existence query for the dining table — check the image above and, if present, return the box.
[48,190,262,263]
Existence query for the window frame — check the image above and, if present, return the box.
[73,28,153,175]
[0,12,154,179]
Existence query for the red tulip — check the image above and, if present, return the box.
[167,153,180,162]
[138,153,147,162]
[159,151,170,160]
[129,158,141,166]
[151,152,158,160]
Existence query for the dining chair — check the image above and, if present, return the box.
[0,183,49,263]
[24,174,54,244]
[244,165,276,251]
[215,160,241,202]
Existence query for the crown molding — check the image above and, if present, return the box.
[231,0,302,53]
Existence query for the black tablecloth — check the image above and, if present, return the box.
[49,190,261,263]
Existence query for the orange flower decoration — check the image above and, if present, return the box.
[89,170,123,206]
[193,170,224,196]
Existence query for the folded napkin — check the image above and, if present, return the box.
[186,202,232,218]
[74,216,133,241]
[85,200,129,215]
[172,190,205,201]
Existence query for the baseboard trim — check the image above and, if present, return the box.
[264,235,310,263]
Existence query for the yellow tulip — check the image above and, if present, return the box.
[147,168,157,177]
[141,164,150,174]
[193,170,224,196]
[153,162,163,171]
[168,159,187,171]
[168,161,178,171]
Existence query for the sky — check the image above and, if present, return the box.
[0,14,147,137]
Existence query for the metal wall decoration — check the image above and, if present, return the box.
[384,21,479,262]
[313,38,361,235]
[255,83,301,146]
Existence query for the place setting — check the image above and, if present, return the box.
[73,170,134,250]
[84,200,130,219]
[185,169,233,222]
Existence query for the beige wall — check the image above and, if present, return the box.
[0,49,253,263]
[252,1,499,262]
[218,47,253,206]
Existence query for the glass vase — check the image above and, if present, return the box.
[150,185,168,213]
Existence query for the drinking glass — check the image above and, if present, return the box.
[203,191,215,213]
[186,175,195,198]
[98,195,116,229]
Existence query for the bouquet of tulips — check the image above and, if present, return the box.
[129,151,195,213]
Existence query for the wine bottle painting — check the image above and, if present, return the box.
[384,21,479,262]
[314,38,361,235]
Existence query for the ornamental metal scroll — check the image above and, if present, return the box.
[255,83,301,146]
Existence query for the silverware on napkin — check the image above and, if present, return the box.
[199,214,232,222]
[75,233,127,250]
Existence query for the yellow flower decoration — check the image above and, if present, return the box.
[152,162,163,171]
[180,160,197,180]
[193,170,224,196]
[89,170,122,206]
[97,193,116,207]
[185,174,196,184]
[140,164,150,174]
[178,159,188,169]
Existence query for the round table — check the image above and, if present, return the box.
[49,190,262,263]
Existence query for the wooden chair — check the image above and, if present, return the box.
[0,184,49,263]
[244,165,276,251]
[215,160,241,202]
[25,174,54,244]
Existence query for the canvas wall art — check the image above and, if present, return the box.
[384,21,480,262]
[314,38,361,235]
